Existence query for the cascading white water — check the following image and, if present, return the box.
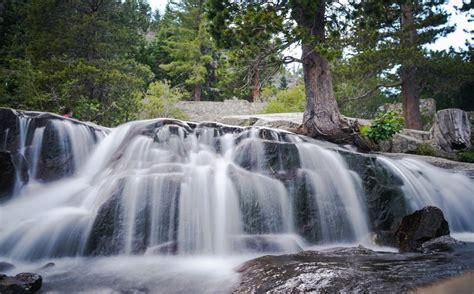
[1,117,473,266]
[296,143,370,243]
[11,116,106,187]
[378,157,474,232]
[28,127,45,179]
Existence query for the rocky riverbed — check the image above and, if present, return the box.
[233,244,474,293]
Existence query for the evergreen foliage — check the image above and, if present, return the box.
[0,0,472,129]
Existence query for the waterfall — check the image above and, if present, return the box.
[0,117,473,262]
[377,157,474,232]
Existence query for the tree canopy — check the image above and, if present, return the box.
[0,0,471,133]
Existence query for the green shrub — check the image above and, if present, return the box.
[457,150,474,163]
[140,81,188,120]
[263,84,305,113]
[361,110,404,143]
[415,143,437,156]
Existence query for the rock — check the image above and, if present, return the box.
[233,244,474,293]
[340,151,408,236]
[234,235,303,253]
[379,133,425,153]
[220,113,303,130]
[0,272,42,293]
[233,140,301,175]
[0,262,15,272]
[0,151,17,199]
[395,206,450,252]
[421,235,464,253]
[0,108,20,151]
[430,109,471,153]
[38,262,55,270]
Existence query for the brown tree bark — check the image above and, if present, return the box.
[193,83,202,101]
[250,66,260,102]
[400,2,423,130]
[293,0,367,148]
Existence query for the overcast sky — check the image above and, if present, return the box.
[147,0,472,51]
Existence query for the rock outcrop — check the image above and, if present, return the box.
[0,273,42,293]
[431,109,471,153]
[0,107,107,185]
[233,244,474,293]
[395,206,450,252]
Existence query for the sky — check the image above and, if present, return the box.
[147,0,472,51]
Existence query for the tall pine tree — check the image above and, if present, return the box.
[159,0,216,101]
[351,0,454,129]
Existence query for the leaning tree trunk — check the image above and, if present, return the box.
[295,0,367,148]
[400,2,423,130]
[301,45,345,139]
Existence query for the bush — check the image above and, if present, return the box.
[140,81,188,120]
[414,143,437,156]
[362,110,404,143]
[263,84,305,113]
[457,150,474,163]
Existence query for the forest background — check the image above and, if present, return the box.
[0,0,472,127]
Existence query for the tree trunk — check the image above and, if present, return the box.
[250,66,260,102]
[301,44,345,139]
[292,1,357,145]
[193,83,202,101]
[400,2,423,130]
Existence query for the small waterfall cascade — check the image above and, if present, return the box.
[1,113,107,193]
[0,117,473,262]
[378,157,474,232]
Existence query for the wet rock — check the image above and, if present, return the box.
[0,151,23,199]
[0,262,15,272]
[340,150,408,236]
[0,272,42,293]
[395,206,450,252]
[38,262,55,270]
[0,108,20,151]
[234,235,303,253]
[421,235,464,253]
[431,109,471,153]
[0,151,16,198]
[234,140,300,175]
[234,244,474,293]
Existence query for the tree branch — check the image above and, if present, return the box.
[341,81,402,104]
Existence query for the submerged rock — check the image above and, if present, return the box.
[0,272,42,293]
[0,261,15,272]
[233,245,474,293]
[395,206,450,252]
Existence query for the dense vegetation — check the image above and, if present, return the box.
[0,0,472,128]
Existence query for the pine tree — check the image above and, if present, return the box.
[159,0,216,101]
[209,1,367,145]
[350,0,454,129]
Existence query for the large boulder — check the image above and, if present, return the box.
[395,206,450,252]
[0,273,42,293]
[430,109,471,153]
[233,244,474,293]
